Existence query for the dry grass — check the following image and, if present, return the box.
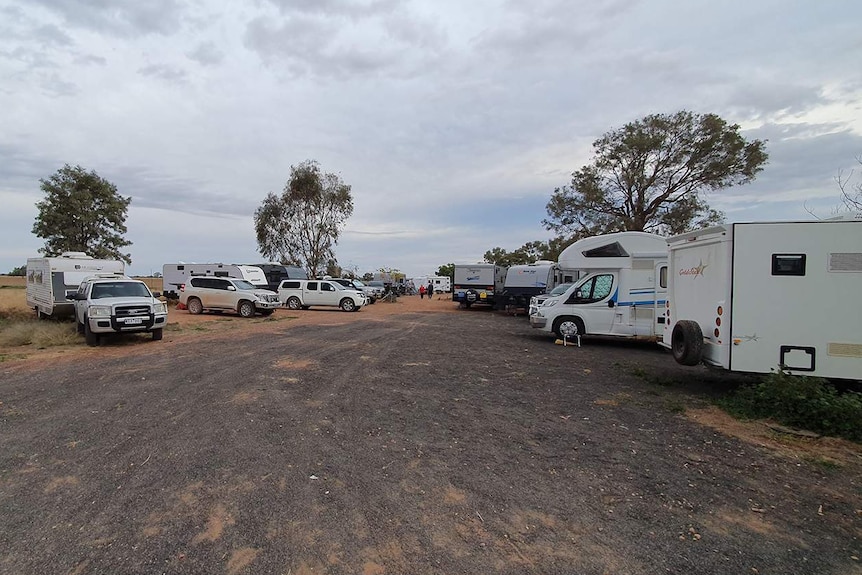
[0,319,79,348]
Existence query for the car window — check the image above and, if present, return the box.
[321,282,334,292]
[550,283,572,296]
[232,279,256,290]
[280,280,300,289]
[307,281,318,290]
[352,280,366,287]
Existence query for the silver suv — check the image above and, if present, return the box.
[327,277,377,304]
[180,276,280,317]
[68,274,168,346]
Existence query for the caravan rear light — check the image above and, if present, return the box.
[179,283,185,292]
[715,317,721,326]
[717,306,723,315]
[714,328,720,338]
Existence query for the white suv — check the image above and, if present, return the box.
[180,276,280,317]
[68,274,168,346]
[278,279,366,311]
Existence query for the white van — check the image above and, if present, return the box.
[530,232,668,341]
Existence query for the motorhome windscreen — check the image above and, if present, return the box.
[582,242,629,258]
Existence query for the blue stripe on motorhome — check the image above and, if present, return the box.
[616,300,666,306]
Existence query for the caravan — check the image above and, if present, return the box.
[452,264,507,308]
[26,252,124,318]
[661,219,862,380]
[162,263,268,298]
[501,261,558,313]
[530,232,668,340]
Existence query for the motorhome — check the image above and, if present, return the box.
[26,252,124,318]
[661,219,862,380]
[530,232,668,340]
[501,261,558,313]
[162,263,268,298]
[452,264,507,308]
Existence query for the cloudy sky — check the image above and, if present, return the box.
[1,0,860,278]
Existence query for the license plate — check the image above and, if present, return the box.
[124,318,143,324]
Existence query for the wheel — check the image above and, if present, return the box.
[671,320,704,366]
[465,289,478,303]
[238,300,256,318]
[151,328,163,341]
[340,298,356,312]
[186,297,203,315]
[84,316,99,347]
[553,316,585,341]
[77,319,85,334]
[260,309,274,316]
[301,305,311,310]
[286,297,302,310]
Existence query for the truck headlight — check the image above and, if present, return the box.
[153,302,167,314]
[89,305,112,318]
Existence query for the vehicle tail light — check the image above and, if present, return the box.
[179,283,185,292]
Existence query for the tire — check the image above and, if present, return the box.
[77,319,85,334]
[340,298,356,312]
[465,289,478,303]
[84,317,99,347]
[286,297,302,311]
[187,298,203,315]
[238,300,256,318]
[151,328,163,341]
[672,320,704,366]
[553,316,585,341]
[301,305,311,310]
[260,309,274,317]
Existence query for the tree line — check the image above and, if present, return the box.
[18,110,860,276]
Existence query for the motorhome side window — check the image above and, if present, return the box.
[583,242,628,258]
[772,254,806,276]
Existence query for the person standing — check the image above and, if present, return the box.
[418,284,426,299]
[427,281,434,300]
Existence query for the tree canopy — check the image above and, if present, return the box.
[435,263,454,278]
[32,164,133,264]
[483,236,575,267]
[544,111,768,237]
[254,160,353,277]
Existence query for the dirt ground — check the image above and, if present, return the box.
[1,292,861,575]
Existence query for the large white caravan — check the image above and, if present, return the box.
[501,261,558,312]
[530,232,668,340]
[452,264,507,308]
[661,219,862,380]
[411,275,452,294]
[26,252,124,318]
[162,263,268,298]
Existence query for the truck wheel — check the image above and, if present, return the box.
[84,317,99,347]
[671,320,704,366]
[286,297,302,310]
[151,328,163,341]
[187,298,203,315]
[553,316,585,341]
[238,300,256,318]
[77,319,85,334]
[340,298,356,312]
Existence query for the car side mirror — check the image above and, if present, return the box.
[227,285,236,291]
[575,290,584,299]
[607,300,615,308]
[66,291,79,301]
[152,291,161,298]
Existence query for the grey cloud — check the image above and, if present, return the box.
[244,15,402,79]
[74,54,107,66]
[26,0,186,37]
[31,24,73,47]
[726,83,830,121]
[138,63,188,83]
[262,0,400,19]
[187,41,225,67]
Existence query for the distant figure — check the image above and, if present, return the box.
[418,284,426,299]
[427,282,434,300]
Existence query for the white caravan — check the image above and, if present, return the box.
[412,276,452,293]
[452,264,507,308]
[162,263,268,298]
[502,261,558,312]
[26,252,124,318]
[530,232,668,340]
[661,219,862,380]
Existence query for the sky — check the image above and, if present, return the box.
[1,0,861,278]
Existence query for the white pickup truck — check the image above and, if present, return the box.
[278,279,366,312]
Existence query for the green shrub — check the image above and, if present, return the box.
[719,370,862,442]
